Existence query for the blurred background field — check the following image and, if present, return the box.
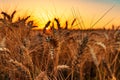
[0,10,119,80]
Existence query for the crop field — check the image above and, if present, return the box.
[0,11,120,80]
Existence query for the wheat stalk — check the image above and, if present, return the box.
[71,18,76,26]
[54,18,61,30]
[95,42,106,50]
[34,71,49,80]
[88,45,99,66]
[43,21,51,33]
[57,65,70,70]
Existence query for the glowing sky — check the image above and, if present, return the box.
[0,0,120,29]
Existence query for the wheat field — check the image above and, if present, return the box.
[0,10,120,80]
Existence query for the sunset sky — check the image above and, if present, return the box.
[0,0,120,29]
